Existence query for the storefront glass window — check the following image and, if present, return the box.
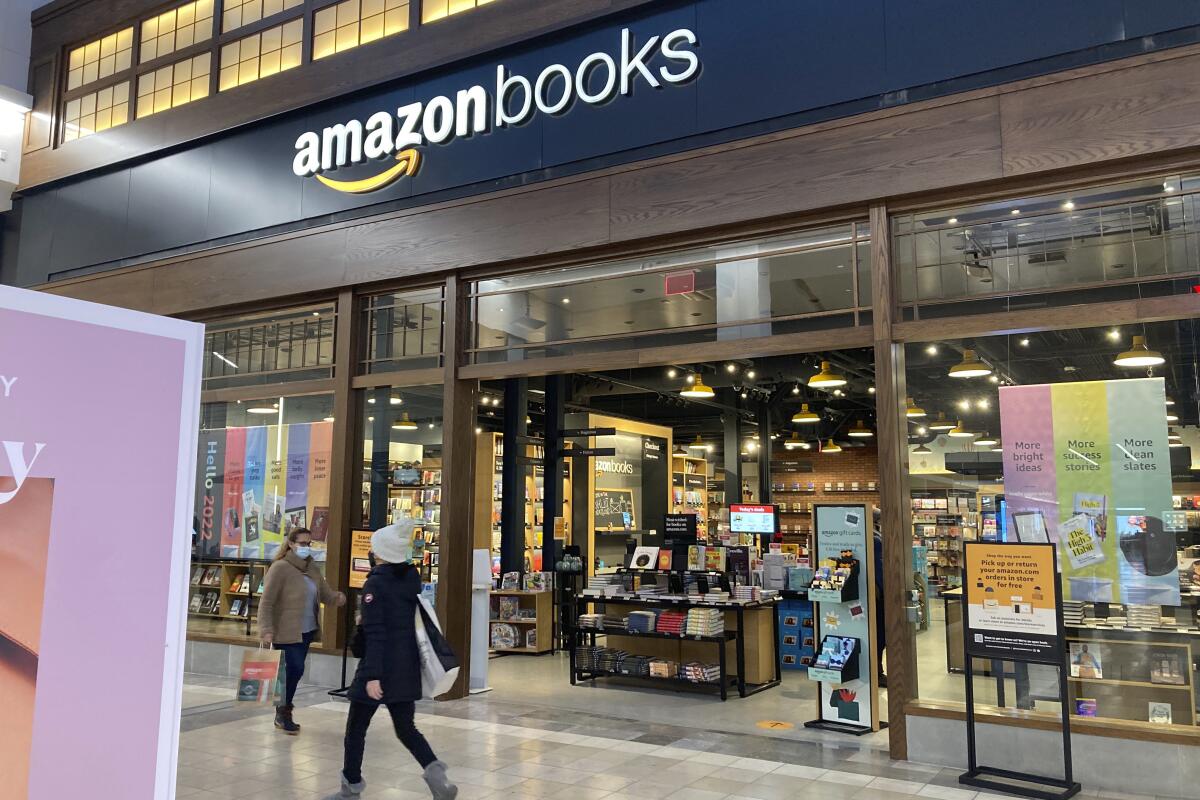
[421,0,496,24]
[218,18,304,91]
[188,392,335,642]
[360,288,443,373]
[470,223,871,362]
[905,319,1200,732]
[313,0,410,61]
[202,303,336,389]
[66,28,134,91]
[359,385,444,584]
[893,174,1200,320]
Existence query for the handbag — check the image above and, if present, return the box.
[414,595,460,699]
[236,645,285,705]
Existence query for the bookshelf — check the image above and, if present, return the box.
[672,454,708,539]
[489,589,553,654]
[911,489,977,590]
[770,449,881,556]
[188,558,267,625]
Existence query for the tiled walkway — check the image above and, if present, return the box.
[174,673,1185,800]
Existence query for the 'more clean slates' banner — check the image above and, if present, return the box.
[1000,377,1178,605]
[195,421,333,561]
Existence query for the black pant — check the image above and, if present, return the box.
[343,700,437,784]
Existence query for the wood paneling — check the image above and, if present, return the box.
[869,203,916,760]
[22,0,660,188]
[1000,53,1200,177]
[608,97,1003,241]
[323,289,359,649]
[436,274,477,700]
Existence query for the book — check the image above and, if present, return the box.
[230,599,243,617]
[1069,642,1102,679]
[1075,698,1097,717]
[687,545,705,571]
[727,546,750,582]
[630,546,659,570]
[189,593,203,612]
[190,566,203,584]
[526,630,538,649]
[1149,649,1186,685]
[498,597,518,620]
[704,546,725,572]
[501,571,520,590]
[657,550,672,570]
[310,506,331,542]
[1148,701,1173,725]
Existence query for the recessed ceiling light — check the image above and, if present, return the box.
[1107,329,1121,342]
[741,391,748,399]
[989,375,1000,384]
[976,399,989,410]
[1164,182,1176,193]
[475,427,482,434]
[367,397,376,404]
[1019,338,1030,347]
[957,399,971,411]
[390,396,403,405]
[1062,201,1075,210]
[926,345,938,356]
[667,368,677,378]
[916,426,928,435]
[562,297,570,304]
[726,363,738,373]
[747,370,756,380]
[947,217,958,225]
[868,386,876,394]
[1010,209,1021,215]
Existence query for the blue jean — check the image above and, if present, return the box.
[275,630,316,706]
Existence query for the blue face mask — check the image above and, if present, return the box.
[294,546,312,559]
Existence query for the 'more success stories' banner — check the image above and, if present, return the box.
[196,421,333,560]
[999,378,1178,605]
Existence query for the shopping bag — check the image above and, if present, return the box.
[414,595,460,699]
[236,646,285,705]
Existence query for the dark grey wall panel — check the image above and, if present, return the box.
[1124,0,1200,38]
[48,169,131,273]
[126,147,214,258]
[205,121,305,241]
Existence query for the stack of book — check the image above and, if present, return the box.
[584,574,624,596]
[1063,600,1086,626]
[575,645,603,671]
[649,659,678,678]
[577,613,604,630]
[619,655,652,676]
[656,610,687,636]
[1127,604,1162,628]
[681,662,721,683]
[626,611,657,633]
[686,608,724,637]
[734,585,760,602]
[597,648,629,673]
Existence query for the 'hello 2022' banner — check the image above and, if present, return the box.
[1000,378,1179,605]
[195,421,333,561]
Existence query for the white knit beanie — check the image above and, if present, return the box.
[372,518,415,564]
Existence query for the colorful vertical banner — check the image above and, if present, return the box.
[195,429,226,559]
[307,421,333,560]
[263,423,288,557]
[1000,378,1177,605]
[242,427,267,559]
[285,423,311,537]
[220,427,246,557]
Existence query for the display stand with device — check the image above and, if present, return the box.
[803,504,882,735]
[959,541,1080,800]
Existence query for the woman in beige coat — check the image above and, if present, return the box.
[259,527,345,733]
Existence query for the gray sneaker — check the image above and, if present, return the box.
[323,773,365,799]
[422,761,458,800]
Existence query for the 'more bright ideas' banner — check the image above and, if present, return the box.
[195,421,333,561]
[1000,378,1179,606]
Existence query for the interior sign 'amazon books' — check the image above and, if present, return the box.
[964,543,1063,663]
[293,27,700,193]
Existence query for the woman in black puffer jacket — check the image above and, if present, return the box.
[324,521,457,800]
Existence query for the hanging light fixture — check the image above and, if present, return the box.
[680,373,715,398]
[688,435,707,451]
[905,398,926,418]
[949,348,992,378]
[912,442,932,454]
[991,440,1004,452]
[821,438,842,454]
[808,361,847,389]
[929,412,955,432]
[1166,397,1176,406]
[792,403,820,424]
[1167,409,1179,422]
[1168,427,1182,442]
[948,420,975,438]
[784,431,805,450]
[1114,335,1165,367]
[974,432,999,447]
[848,419,873,438]
[392,412,418,430]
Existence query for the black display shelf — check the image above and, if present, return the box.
[573,667,736,696]
[580,625,736,643]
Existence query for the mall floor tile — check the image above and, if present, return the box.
[174,672,1192,800]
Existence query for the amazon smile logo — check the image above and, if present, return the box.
[293,27,699,194]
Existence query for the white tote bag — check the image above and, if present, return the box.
[414,594,460,699]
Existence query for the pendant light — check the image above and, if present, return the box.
[912,442,932,454]
[948,420,975,438]
[392,412,418,430]
[905,398,926,418]
[1114,335,1164,367]
[808,361,847,389]
[974,432,998,447]
[688,435,707,452]
[949,348,992,378]
[821,438,842,454]
[784,431,805,450]
[848,419,873,438]
[247,406,278,415]
[991,440,1004,452]
[1166,397,1176,406]
[1167,410,1179,422]
[680,374,715,398]
[792,403,820,424]
[1168,427,1182,442]
[929,412,955,432]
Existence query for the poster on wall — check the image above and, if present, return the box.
[1,285,204,800]
[964,543,1062,663]
[195,420,334,561]
[808,505,877,732]
[1000,378,1178,606]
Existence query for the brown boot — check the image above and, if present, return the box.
[274,704,301,734]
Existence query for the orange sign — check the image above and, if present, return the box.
[964,542,1061,662]
[349,529,373,589]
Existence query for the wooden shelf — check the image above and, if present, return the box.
[493,618,538,625]
[1068,676,1190,690]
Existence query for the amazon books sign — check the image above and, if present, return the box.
[293,27,700,193]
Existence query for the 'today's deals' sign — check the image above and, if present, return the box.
[1000,378,1179,605]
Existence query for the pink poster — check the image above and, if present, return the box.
[0,286,204,800]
